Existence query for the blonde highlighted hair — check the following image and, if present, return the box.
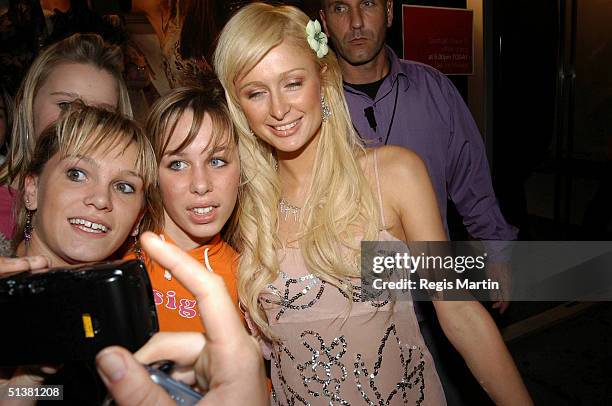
[1,33,132,185]
[15,102,161,246]
[145,81,240,248]
[214,3,379,339]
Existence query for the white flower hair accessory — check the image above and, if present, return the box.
[306,20,328,58]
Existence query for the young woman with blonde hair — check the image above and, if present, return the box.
[0,33,132,242]
[214,3,532,405]
[15,101,159,263]
[2,33,132,185]
[1,102,160,398]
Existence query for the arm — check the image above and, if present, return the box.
[379,147,532,405]
[433,300,532,405]
[444,77,516,312]
[443,76,518,244]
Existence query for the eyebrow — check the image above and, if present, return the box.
[64,155,142,179]
[327,1,347,8]
[50,91,80,98]
[49,93,115,111]
[164,145,229,157]
[118,169,142,179]
[239,68,307,90]
[69,155,98,168]
[207,146,228,154]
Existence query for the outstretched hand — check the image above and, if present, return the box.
[96,232,268,406]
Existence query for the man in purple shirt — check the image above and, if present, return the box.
[320,0,515,309]
[320,1,516,404]
[319,0,516,244]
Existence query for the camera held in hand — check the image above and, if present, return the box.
[0,260,158,366]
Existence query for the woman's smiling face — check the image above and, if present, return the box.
[236,41,324,156]
[24,141,144,265]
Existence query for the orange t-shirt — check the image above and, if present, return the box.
[125,233,239,332]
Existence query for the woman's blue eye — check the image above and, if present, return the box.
[66,168,86,182]
[57,101,71,110]
[115,182,135,194]
[169,161,188,170]
[210,157,227,168]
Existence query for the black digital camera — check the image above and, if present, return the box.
[0,260,158,366]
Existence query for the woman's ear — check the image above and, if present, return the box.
[320,64,328,76]
[319,64,329,94]
[24,175,39,211]
[320,64,329,96]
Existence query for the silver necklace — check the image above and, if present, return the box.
[276,159,301,221]
[279,198,301,221]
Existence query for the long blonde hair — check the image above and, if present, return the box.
[214,3,379,339]
[1,33,132,186]
[15,102,161,247]
[145,81,240,248]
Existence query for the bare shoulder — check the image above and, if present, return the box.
[359,146,437,235]
[364,145,445,240]
[369,145,430,186]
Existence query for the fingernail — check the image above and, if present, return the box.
[97,350,126,382]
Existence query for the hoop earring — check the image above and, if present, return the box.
[24,210,33,244]
[321,95,331,122]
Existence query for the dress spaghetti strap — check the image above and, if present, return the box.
[373,149,387,228]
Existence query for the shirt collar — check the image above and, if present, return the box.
[385,46,410,92]
[161,232,224,257]
[343,46,410,96]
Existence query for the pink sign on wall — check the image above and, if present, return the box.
[402,5,474,75]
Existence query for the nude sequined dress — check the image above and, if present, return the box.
[259,154,447,405]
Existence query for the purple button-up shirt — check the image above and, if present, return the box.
[344,47,517,247]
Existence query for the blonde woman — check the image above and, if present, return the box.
[15,102,159,263]
[214,3,532,405]
[0,33,132,242]
[1,102,160,398]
